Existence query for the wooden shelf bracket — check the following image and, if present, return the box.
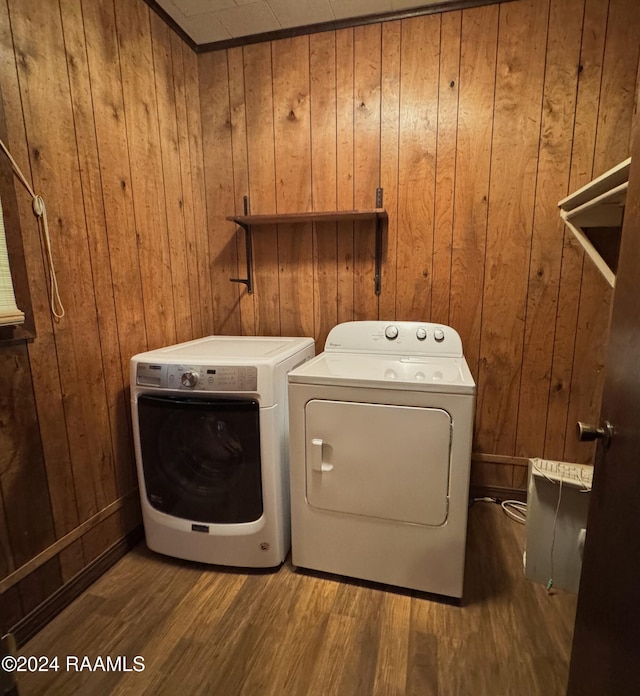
[226,188,386,295]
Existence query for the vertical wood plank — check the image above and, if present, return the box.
[396,15,440,321]
[336,28,355,326]
[353,23,381,320]
[515,0,584,458]
[592,0,640,176]
[199,49,241,335]
[379,21,401,321]
[172,32,204,339]
[115,0,176,350]
[432,12,461,326]
[11,0,117,522]
[476,0,549,455]
[310,30,338,349]
[150,12,192,344]
[62,0,137,506]
[0,0,84,582]
[449,5,498,380]
[563,263,613,464]
[0,344,56,568]
[227,45,256,336]
[243,42,280,336]
[272,36,314,337]
[81,0,147,373]
[544,0,608,460]
[183,45,214,336]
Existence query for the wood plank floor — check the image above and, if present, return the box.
[15,502,577,695]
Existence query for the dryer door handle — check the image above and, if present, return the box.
[311,438,333,472]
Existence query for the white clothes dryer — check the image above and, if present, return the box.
[131,335,314,567]
[288,321,475,598]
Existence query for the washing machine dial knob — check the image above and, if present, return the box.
[416,327,427,341]
[434,329,445,343]
[384,325,399,340]
[181,370,199,388]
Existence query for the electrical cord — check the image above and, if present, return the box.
[472,496,527,524]
[547,478,564,592]
[0,137,64,319]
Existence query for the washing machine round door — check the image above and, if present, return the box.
[137,394,263,523]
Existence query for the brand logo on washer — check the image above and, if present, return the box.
[260,542,270,551]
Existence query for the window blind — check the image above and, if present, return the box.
[0,195,25,326]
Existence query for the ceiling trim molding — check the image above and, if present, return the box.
[146,0,514,54]
[142,0,199,52]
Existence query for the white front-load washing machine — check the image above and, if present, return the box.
[131,335,314,567]
[288,321,476,598]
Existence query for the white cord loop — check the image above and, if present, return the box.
[0,138,64,319]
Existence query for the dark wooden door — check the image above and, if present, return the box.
[566,131,640,693]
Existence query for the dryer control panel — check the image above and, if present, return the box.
[136,363,258,391]
[325,321,463,357]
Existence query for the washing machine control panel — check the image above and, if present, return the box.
[136,363,258,391]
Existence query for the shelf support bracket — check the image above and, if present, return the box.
[230,196,254,294]
[375,187,383,295]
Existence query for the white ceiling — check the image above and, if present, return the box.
[156,0,445,46]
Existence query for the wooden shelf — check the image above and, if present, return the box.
[226,200,387,295]
[559,158,631,288]
[226,208,387,226]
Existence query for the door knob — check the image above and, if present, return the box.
[577,421,613,446]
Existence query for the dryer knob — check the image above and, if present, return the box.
[434,329,445,343]
[416,327,427,341]
[384,325,399,340]
[181,370,199,388]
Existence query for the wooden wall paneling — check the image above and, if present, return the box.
[353,23,381,321]
[227,46,256,337]
[60,0,136,514]
[183,46,214,337]
[11,0,117,535]
[150,13,192,345]
[310,31,338,349]
[16,558,61,617]
[272,36,314,338]
[563,263,613,464]
[558,0,637,463]
[515,0,584,458]
[470,459,514,491]
[199,50,241,336]
[476,0,548,455]
[336,28,355,326]
[431,11,461,327]
[172,34,203,339]
[242,42,280,336]
[448,5,498,379]
[115,0,176,351]
[395,15,440,321]
[544,245,584,461]
[544,0,607,460]
[592,0,640,177]
[0,345,56,568]
[0,0,84,581]
[80,493,142,566]
[81,0,147,380]
[0,585,22,631]
[378,21,401,321]
[0,488,13,579]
